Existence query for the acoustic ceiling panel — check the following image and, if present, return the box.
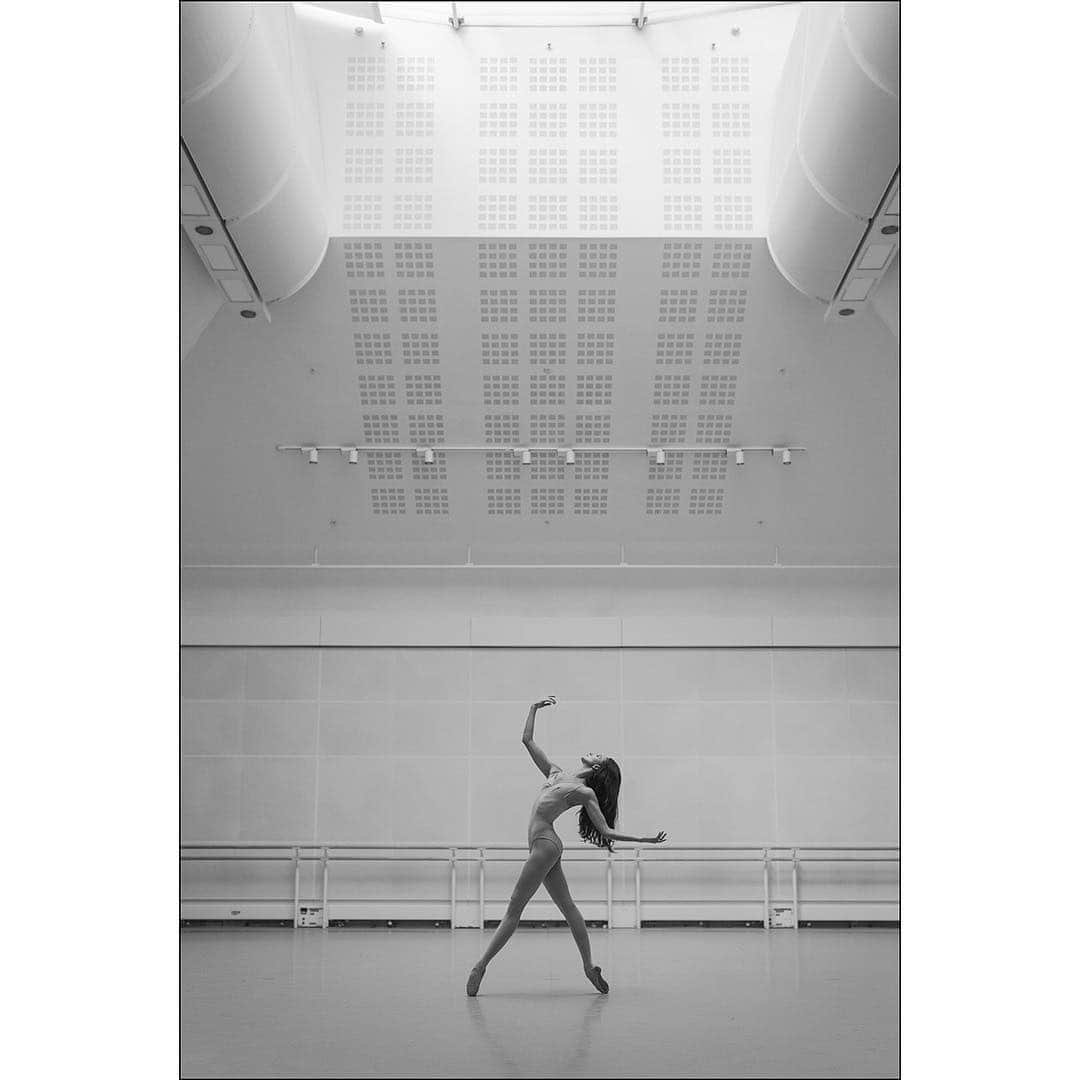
[182,238,899,566]
[295,4,801,236]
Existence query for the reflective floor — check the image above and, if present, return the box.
[181,927,898,1078]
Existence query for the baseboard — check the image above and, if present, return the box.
[181,918,900,930]
[181,918,609,929]
[482,918,608,929]
[641,920,766,928]
[182,919,294,928]
[799,920,899,928]
[330,919,457,928]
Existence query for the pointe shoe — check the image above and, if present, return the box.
[585,965,609,994]
[466,965,485,997]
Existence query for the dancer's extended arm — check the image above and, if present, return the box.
[522,697,557,776]
[582,790,667,845]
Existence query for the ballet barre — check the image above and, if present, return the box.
[181,842,898,930]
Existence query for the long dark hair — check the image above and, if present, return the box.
[578,758,621,850]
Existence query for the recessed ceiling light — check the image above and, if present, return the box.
[240,309,257,319]
[881,224,899,235]
[838,308,855,316]
[194,225,213,236]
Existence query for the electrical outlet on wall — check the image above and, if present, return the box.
[297,906,324,928]
[769,906,794,928]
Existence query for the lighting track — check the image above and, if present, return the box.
[276,444,806,465]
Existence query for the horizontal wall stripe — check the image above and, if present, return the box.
[181,615,321,646]
[181,615,899,648]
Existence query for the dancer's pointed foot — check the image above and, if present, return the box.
[466,964,486,996]
[584,964,609,993]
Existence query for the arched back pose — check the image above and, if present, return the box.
[466,696,667,996]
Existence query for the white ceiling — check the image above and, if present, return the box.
[182,4,896,569]
[181,237,898,567]
[298,1,800,236]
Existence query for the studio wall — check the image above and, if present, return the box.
[181,641,897,925]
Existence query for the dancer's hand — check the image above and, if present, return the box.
[643,831,668,844]
[532,695,557,710]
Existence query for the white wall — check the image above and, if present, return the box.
[180,230,223,360]
[181,568,898,925]
[182,566,898,619]
[182,643,897,841]
[182,655,897,923]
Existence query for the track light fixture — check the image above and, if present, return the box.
[276,444,806,468]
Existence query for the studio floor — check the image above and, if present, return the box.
[181,926,898,1078]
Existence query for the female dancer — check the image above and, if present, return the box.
[466,696,667,996]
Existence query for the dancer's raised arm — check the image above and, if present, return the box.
[521,696,557,776]
[582,789,667,845]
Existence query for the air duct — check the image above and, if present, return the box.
[766,2,899,314]
[180,2,329,307]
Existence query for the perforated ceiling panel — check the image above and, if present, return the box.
[182,238,900,566]
[296,5,800,237]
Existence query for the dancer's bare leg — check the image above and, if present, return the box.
[467,842,559,995]
[543,859,609,993]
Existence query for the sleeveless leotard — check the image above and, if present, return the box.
[527,767,583,856]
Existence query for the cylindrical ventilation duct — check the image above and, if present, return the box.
[767,2,899,304]
[180,2,329,304]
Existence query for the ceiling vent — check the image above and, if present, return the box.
[180,2,329,311]
[766,2,899,319]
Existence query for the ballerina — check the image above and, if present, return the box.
[466,696,667,996]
